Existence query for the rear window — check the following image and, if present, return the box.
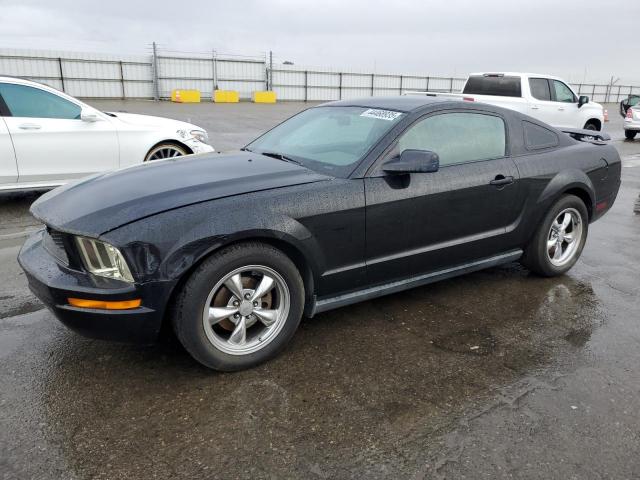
[523,121,558,150]
[463,75,522,97]
[529,78,552,101]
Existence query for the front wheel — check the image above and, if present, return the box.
[583,122,599,131]
[171,242,305,371]
[625,130,637,140]
[145,143,188,161]
[521,195,589,277]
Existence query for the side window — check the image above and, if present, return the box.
[552,80,577,103]
[397,112,506,167]
[523,120,558,150]
[529,78,551,101]
[0,83,81,119]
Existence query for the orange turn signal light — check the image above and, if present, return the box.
[68,298,142,310]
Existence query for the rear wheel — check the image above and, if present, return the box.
[522,195,589,277]
[625,130,637,140]
[171,242,304,371]
[144,143,188,161]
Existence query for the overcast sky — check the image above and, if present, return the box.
[1,0,638,84]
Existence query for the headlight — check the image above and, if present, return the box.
[190,129,209,144]
[75,237,134,283]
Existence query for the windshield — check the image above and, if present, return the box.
[245,106,405,177]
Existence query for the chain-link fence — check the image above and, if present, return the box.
[0,47,637,103]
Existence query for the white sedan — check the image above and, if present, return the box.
[0,76,214,193]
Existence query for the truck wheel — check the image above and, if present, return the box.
[521,195,589,277]
[583,121,599,131]
[171,242,305,371]
[625,130,637,140]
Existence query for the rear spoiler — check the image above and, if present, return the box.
[560,128,611,144]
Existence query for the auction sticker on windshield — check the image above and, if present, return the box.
[360,109,403,121]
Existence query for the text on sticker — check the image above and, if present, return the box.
[360,109,403,121]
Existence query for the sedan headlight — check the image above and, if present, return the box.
[75,237,134,283]
[190,129,209,144]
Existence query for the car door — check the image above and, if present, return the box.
[364,110,525,286]
[0,95,17,184]
[528,77,559,125]
[0,82,119,184]
[549,79,580,128]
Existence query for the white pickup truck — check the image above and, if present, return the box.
[408,72,606,131]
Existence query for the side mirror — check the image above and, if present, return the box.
[80,108,100,122]
[578,95,589,108]
[383,149,440,174]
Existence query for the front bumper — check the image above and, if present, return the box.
[185,138,215,154]
[18,229,173,344]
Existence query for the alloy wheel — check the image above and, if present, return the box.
[201,265,290,355]
[547,208,583,267]
[146,145,186,161]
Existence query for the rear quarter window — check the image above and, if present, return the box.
[523,120,558,150]
[463,75,522,97]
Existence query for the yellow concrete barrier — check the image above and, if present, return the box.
[252,91,277,103]
[213,90,240,103]
[171,89,201,103]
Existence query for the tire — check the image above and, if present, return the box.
[521,195,589,277]
[144,143,188,162]
[583,122,599,131]
[625,130,637,140]
[171,242,304,371]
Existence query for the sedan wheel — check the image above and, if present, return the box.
[203,265,290,355]
[522,194,589,277]
[546,208,583,267]
[145,143,187,161]
[171,242,304,371]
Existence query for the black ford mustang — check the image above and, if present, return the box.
[19,97,621,371]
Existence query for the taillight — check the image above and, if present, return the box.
[627,108,634,119]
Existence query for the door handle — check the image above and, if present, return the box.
[531,105,540,110]
[558,107,565,111]
[489,175,514,187]
[18,123,41,130]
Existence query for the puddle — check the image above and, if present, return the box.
[433,327,496,355]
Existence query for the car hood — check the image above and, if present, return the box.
[106,111,201,130]
[31,152,331,237]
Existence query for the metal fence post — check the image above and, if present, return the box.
[58,58,65,92]
[449,77,454,93]
[338,72,342,100]
[266,50,273,91]
[212,49,218,94]
[119,61,125,99]
[152,42,159,101]
[304,70,308,102]
[399,75,403,95]
[426,76,430,91]
[371,73,375,96]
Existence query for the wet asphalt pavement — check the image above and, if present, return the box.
[1,102,639,479]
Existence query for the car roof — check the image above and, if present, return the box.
[468,72,566,81]
[0,75,42,86]
[320,95,451,113]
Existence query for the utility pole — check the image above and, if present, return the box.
[152,41,159,101]
[606,75,619,103]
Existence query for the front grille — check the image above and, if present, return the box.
[43,228,69,265]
